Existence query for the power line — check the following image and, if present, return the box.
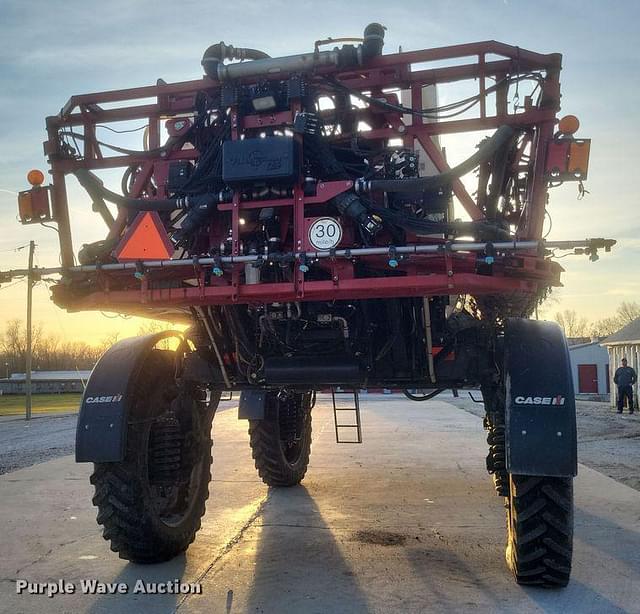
[0,243,31,253]
[0,279,27,291]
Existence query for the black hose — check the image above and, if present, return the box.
[368,206,510,240]
[359,126,518,193]
[74,168,178,211]
[403,388,446,402]
[201,42,270,79]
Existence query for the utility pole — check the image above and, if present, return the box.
[25,240,35,421]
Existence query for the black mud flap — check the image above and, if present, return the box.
[238,390,267,420]
[76,332,179,463]
[504,319,577,477]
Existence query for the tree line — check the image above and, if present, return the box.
[1,302,636,377]
[0,319,174,376]
[552,301,639,339]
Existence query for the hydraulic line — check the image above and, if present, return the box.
[403,388,446,401]
[423,298,436,384]
[356,126,517,194]
[194,306,231,388]
[324,73,543,120]
[74,168,178,211]
[368,206,510,240]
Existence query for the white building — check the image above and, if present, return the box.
[601,318,640,408]
[0,371,91,395]
[567,340,610,399]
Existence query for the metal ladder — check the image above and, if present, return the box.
[331,388,363,444]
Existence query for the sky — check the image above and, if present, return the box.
[0,0,638,344]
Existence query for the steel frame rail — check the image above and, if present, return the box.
[7,39,576,316]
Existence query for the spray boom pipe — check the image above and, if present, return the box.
[0,239,616,280]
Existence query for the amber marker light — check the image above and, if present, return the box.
[27,169,45,187]
[558,115,580,135]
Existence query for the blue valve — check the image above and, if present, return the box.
[388,258,399,268]
[134,271,145,280]
[484,256,495,265]
[212,266,223,277]
[299,264,309,273]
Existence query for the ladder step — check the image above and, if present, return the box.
[332,388,362,444]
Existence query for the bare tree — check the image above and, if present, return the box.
[137,321,175,336]
[99,331,121,351]
[553,310,591,338]
[591,301,640,337]
[0,320,104,374]
[137,320,180,350]
[617,301,640,325]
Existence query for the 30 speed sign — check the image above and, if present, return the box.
[307,217,343,250]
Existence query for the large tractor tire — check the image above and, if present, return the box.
[498,318,576,587]
[248,390,312,487]
[505,474,574,587]
[90,349,219,563]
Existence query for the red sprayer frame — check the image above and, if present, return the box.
[16,40,601,321]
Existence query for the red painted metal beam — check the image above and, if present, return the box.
[53,41,558,123]
[367,41,559,70]
[59,78,215,119]
[54,149,199,173]
[38,38,563,304]
[57,273,539,313]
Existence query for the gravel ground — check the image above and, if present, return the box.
[448,395,640,492]
[1,395,638,492]
[0,413,77,474]
[0,400,237,475]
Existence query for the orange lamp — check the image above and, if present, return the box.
[27,169,45,186]
[558,115,580,136]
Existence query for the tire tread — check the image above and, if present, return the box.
[506,475,573,588]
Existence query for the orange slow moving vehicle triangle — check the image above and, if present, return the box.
[114,211,174,261]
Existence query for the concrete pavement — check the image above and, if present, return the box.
[0,396,638,613]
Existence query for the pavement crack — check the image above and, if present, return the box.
[15,547,55,576]
[174,492,271,612]
[14,538,87,575]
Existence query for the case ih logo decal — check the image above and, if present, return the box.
[85,395,123,404]
[514,395,565,406]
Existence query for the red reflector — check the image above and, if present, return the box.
[114,211,174,261]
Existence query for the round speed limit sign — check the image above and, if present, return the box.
[308,217,343,250]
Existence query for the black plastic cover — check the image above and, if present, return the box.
[504,319,577,477]
[222,137,298,185]
[264,356,360,385]
[76,332,178,463]
[238,390,267,420]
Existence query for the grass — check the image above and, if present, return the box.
[0,393,82,416]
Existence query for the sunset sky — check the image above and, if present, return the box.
[0,0,638,345]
